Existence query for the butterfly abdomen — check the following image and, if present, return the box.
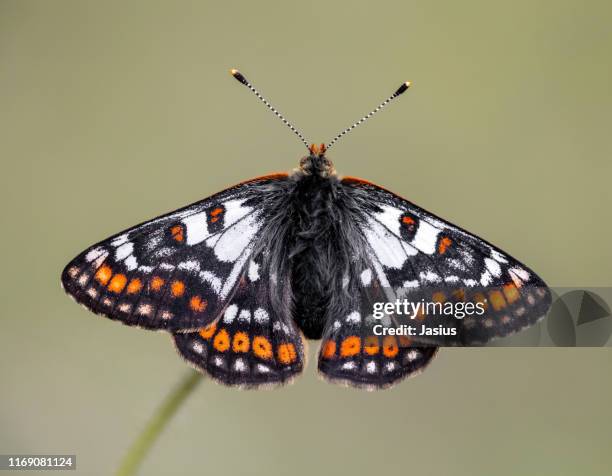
[287,173,357,339]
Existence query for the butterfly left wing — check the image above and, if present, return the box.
[173,252,306,388]
[61,175,288,331]
[339,177,552,345]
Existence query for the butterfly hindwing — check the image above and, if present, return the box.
[318,300,438,390]
[61,175,288,331]
[173,254,305,388]
[340,177,552,345]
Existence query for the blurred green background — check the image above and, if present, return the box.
[1,1,611,474]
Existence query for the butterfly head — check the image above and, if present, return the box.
[299,143,336,177]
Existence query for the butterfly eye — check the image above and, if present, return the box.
[399,212,419,240]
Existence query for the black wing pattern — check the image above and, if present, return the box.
[61,174,289,331]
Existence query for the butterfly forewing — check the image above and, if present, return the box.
[61,175,289,331]
[340,177,552,345]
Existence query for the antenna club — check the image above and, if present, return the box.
[230,68,248,86]
[394,81,412,96]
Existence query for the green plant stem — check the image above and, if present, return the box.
[116,370,202,476]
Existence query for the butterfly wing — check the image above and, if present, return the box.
[318,177,551,388]
[173,251,306,388]
[340,177,552,345]
[61,174,289,331]
[318,292,438,390]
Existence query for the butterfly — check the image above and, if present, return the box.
[61,69,551,390]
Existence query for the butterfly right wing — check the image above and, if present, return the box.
[61,175,288,331]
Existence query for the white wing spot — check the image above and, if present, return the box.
[182,211,210,245]
[480,270,493,286]
[234,359,247,372]
[484,258,502,278]
[360,269,372,286]
[178,260,201,272]
[385,362,397,371]
[115,242,134,261]
[214,213,260,262]
[67,266,80,278]
[341,361,357,370]
[366,361,377,374]
[238,309,251,322]
[346,311,361,323]
[411,220,441,254]
[254,308,269,323]
[124,255,138,271]
[364,220,407,269]
[509,267,530,286]
[490,250,509,263]
[374,205,403,236]
[77,273,90,286]
[85,247,107,263]
[420,271,441,283]
[137,304,153,316]
[248,260,260,282]
[110,234,129,247]
[223,199,253,228]
[223,304,239,323]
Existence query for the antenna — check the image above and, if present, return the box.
[326,81,411,150]
[230,68,310,150]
